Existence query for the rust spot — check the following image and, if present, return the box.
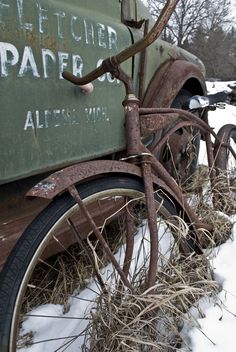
[159,45,164,55]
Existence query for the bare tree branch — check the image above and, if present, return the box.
[146,0,232,46]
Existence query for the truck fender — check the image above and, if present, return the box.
[27,160,171,200]
[143,60,206,108]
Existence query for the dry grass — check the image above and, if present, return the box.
[84,254,218,351]
[23,228,125,313]
[185,165,236,214]
[184,165,234,248]
[82,166,236,351]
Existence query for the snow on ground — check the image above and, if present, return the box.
[181,81,236,351]
[182,223,236,351]
[199,81,236,165]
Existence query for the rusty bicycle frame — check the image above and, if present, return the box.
[27,0,236,289]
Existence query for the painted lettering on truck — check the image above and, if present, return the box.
[0,0,118,47]
[0,0,118,79]
[0,0,122,130]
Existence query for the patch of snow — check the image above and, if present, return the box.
[180,82,236,352]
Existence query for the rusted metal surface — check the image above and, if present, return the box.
[214,124,236,170]
[140,107,214,135]
[141,155,159,287]
[140,113,179,136]
[140,107,211,183]
[0,197,50,269]
[145,118,199,181]
[27,160,143,199]
[124,95,142,156]
[26,157,188,219]
[119,89,208,237]
[44,197,127,261]
[148,121,198,155]
[138,19,149,102]
[140,108,236,184]
[149,155,208,249]
[162,126,195,177]
[142,60,206,109]
[0,189,129,269]
[213,124,236,210]
[203,113,216,184]
[122,205,135,279]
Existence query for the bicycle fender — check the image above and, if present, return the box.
[27,160,171,200]
[27,159,205,236]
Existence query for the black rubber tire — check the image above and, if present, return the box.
[214,124,236,172]
[0,175,196,352]
[212,124,236,213]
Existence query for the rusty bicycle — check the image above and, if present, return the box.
[0,1,236,351]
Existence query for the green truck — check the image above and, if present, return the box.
[0,0,206,267]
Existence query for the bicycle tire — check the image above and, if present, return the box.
[214,124,236,212]
[0,175,196,352]
[214,124,236,172]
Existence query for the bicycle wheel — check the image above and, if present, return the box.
[0,175,195,352]
[214,124,236,175]
[214,124,236,211]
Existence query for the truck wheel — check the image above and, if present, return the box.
[161,89,201,184]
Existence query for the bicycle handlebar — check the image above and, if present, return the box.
[62,0,179,85]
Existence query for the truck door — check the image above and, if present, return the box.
[0,0,133,183]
